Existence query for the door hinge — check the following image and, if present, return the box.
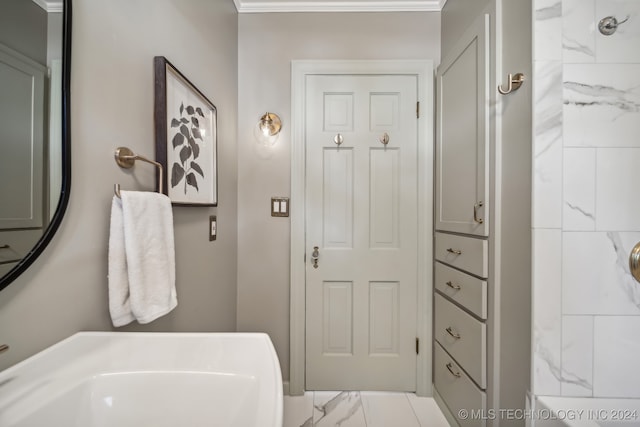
[416,101,420,119]
[416,337,419,355]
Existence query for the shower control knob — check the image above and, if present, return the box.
[598,15,629,36]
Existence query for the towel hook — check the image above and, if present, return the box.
[498,73,525,95]
[114,147,164,198]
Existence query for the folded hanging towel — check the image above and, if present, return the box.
[108,196,135,327]
[108,191,177,326]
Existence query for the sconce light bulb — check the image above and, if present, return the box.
[255,112,282,147]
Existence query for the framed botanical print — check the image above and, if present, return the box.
[154,56,217,206]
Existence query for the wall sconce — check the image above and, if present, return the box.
[254,112,282,147]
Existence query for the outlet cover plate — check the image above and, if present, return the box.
[271,197,289,217]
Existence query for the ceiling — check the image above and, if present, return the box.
[233,0,447,13]
[33,0,444,14]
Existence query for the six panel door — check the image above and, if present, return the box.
[305,74,419,391]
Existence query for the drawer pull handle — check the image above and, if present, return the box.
[0,244,9,249]
[446,281,461,290]
[446,327,461,339]
[474,201,484,224]
[446,363,462,378]
[446,248,462,255]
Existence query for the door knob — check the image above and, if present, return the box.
[379,132,390,146]
[311,246,320,269]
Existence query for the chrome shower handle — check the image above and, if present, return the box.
[630,242,640,283]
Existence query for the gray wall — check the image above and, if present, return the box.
[237,11,441,381]
[0,0,238,371]
[441,0,490,59]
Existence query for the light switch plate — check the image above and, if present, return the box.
[209,215,217,241]
[271,197,289,217]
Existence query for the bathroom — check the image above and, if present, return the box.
[0,0,638,426]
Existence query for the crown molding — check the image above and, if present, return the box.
[234,0,447,13]
[31,0,63,13]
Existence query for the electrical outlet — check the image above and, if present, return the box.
[271,197,289,217]
[209,215,217,241]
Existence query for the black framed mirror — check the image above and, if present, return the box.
[0,0,71,291]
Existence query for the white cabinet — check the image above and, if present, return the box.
[435,13,489,237]
[0,43,45,231]
[434,14,491,425]
[434,2,532,427]
[434,343,487,427]
[435,262,487,319]
[434,232,488,278]
[435,293,487,388]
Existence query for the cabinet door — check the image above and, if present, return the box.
[436,14,489,236]
[0,44,45,230]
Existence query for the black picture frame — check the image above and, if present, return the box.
[154,56,217,206]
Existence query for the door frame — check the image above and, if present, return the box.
[289,60,434,396]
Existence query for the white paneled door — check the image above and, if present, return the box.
[305,74,419,391]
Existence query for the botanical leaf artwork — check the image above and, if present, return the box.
[170,102,206,194]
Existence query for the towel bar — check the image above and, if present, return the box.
[114,147,164,197]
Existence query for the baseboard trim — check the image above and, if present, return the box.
[433,386,459,427]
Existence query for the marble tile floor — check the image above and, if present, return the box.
[284,391,451,427]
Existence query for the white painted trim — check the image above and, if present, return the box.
[433,386,460,426]
[235,0,445,13]
[31,0,63,13]
[289,59,434,396]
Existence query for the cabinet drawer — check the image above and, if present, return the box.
[435,232,488,278]
[0,229,42,264]
[435,293,486,388]
[434,342,486,427]
[435,262,487,319]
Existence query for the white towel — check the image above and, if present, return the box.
[108,196,135,327]
[108,191,177,326]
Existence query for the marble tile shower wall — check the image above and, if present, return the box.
[533,0,640,399]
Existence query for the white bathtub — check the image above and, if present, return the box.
[0,332,283,427]
[534,396,640,427]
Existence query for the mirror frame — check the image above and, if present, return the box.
[0,0,72,292]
